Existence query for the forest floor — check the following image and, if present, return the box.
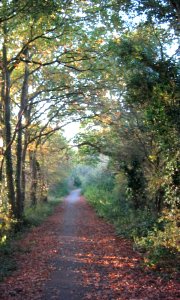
[0,189,179,300]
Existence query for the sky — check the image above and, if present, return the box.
[63,121,80,141]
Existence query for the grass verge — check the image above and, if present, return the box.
[24,197,62,226]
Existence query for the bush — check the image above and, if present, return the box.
[115,208,156,239]
[48,180,70,199]
[84,183,156,239]
[0,204,17,246]
[24,198,62,226]
[82,165,179,272]
[0,209,17,282]
[74,176,82,187]
[84,182,179,272]
[135,209,180,268]
[0,242,17,281]
[84,186,115,218]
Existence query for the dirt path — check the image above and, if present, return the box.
[0,190,179,299]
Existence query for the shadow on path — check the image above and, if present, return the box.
[42,190,180,300]
[0,190,179,300]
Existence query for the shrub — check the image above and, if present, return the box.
[134,209,180,268]
[83,165,179,272]
[24,198,62,226]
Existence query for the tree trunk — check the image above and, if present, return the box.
[39,147,48,203]
[21,143,27,212]
[2,26,16,217]
[15,50,29,220]
[29,150,38,206]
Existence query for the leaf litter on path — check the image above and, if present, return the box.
[0,192,179,300]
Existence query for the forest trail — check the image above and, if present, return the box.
[0,190,179,300]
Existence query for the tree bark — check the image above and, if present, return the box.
[2,25,16,216]
[15,49,29,219]
[29,150,38,206]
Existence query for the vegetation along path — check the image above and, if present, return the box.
[0,190,179,300]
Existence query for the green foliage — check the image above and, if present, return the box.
[0,0,179,278]
[25,176,69,226]
[84,186,115,218]
[0,208,18,282]
[124,159,147,210]
[0,242,17,281]
[135,209,180,268]
[85,182,156,239]
[24,198,62,226]
[81,162,179,270]
[115,208,156,239]
[0,203,17,247]
[73,176,82,188]
[48,179,70,199]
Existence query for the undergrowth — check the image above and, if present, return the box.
[84,185,180,274]
[24,198,62,226]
